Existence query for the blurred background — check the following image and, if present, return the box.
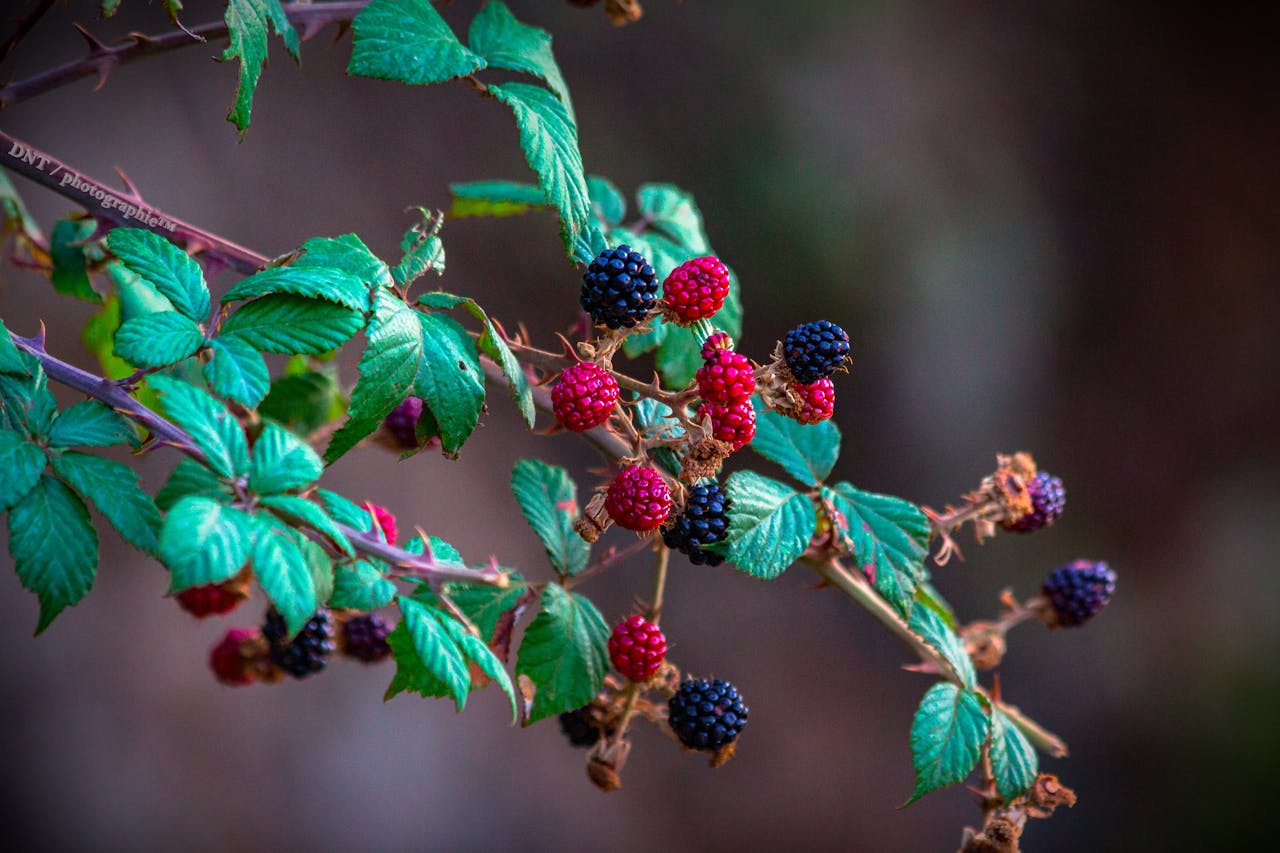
[1,0,1277,850]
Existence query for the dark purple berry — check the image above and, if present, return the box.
[384,397,424,449]
[1043,560,1116,627]
[663,482,731,566]
[1001,472,1066,533]
[262,608,335,679]
[782,320,850,384]
[668,677,748,751]
[341,613,392,663]
[580,245,658,329]
[559,707,601,748]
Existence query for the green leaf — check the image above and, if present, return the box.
[156,458,231,511]
[81,297,135,382]
[203,334,270,408]
[655,323,704,389]
[633,398,684,478]
[468,2,571,110]
[315,488,373,531]
[0,428,46,510]
[109,260,175,320]
[51,451,161,555]
[490,82,590,256]
[293,234,392,291]
[222,266,369,311]
[587,175,626,227]
[259,369,343,436]
[990,707,1039,803]
[394,597,471,709]
[114,311,205,368]
[509,459,589,576]
[449,623,518,721]
[258,494,354,557]
[571,223,608,265]
[8,474,97,633]
[906,682,990,806]
[0,351,56,437]
[414,312,484,456]
[636,183,711,254]
[159,496,255,591]
[444,575,529,643]
[827,483,930,617]
[252,521,318,636]
[149,375,249,479]
[404,534,462,562]
[325,289,421,462]
[48,400,139,449]
[348,0,485,85]
[913,581,958,630]
[249,422,323,495]
[750,404,840,487]
[221,294,365,354]
[908,603,977,689]
[331,560,396,611]
[50,218,101,303]
[393,209,446,286]
[514,584,609,724]
[220,0,300,134]
[448,180,548,219]
[105,228,209,321]
[299,535,334,609]
[722,470,818,580]
[0,317,27,375]
[101,0,121,17]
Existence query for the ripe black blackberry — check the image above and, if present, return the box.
[383,396,424,449]
[1042,560,1116,627]
[558,707,602,748]
[262,608,335,679]
[341,613,392,663]
[663,482,731,566]
[668,677,748,751]
[580,245,657,329]
[1000,472,1066,533]
[782,320,850,383]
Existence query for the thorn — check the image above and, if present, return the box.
[73,23,107,53]
[113,166,143,203]
[329,20,353,47]
[91,66,110,92]
[170,19,204,42]
[35,319,46,348]
[125,31,156,47]
[552,331,580,361]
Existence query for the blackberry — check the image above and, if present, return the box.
[1000,472,1066,533]
[782,320,850,383]
[1042,560,1116,627]
[663,482,731,566]
[341,613,392,663]
[580,245,658,329]
[384,396,425,449]
[559,707,601,748]
[262,608,335,679]
[668,677,749,751]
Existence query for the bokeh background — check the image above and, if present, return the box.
[1,1,1277,850]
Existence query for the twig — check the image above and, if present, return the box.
[0,0,55,66]
[563,535,653,589]
[647,543,669,624]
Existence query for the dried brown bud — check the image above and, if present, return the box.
[709,741,737,768]
[1024,774,1077,819]
[604,0,643,25]
[574,492,611,543]
[586,756,622,792]
[958,817,1022,853]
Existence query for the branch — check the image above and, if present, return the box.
[0,0,55,66]
[10,333,506,588]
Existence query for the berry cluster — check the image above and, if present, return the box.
[1000,472,1066,533]
[663,481,731,566]
[782,320,850,384]
[263,608,336,679]
[667,677,749,751]
[581,245,658,329]
[608,614,667,682]
[1042,560,1116,627]
[342,613,393,662]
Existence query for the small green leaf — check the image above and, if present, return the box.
[249,422,323,495]
[632,398,684,478]
[906,682,989,806]
[160,496,255,591]
[0,351,56,437]
[393,209,446,286]
[203,334,270,408]
[907,602,977,689]
[914,581,958,630]
[450,624,518,721]
[50,218,101,303]
[444,575,529,643]
[0,428,46,510]
[751,404,840,487]
[221,294,365,354]
[149,375,249,479]
[331,560,396,611]
[292,234,392,295]
[490,82,590,257]
[299,535,334,608]
[405,534,462,563]
[156,458,231,511]
[252,520,318,636]
[80,297,136,382]
[348,0,485,85]
[220,0,300,134]
[315,488,373,532]
[468,2,571,110]
[448,180,548,219]
[222,266,370,311]
[514,584,609,724]
[827,483,930,617]
[105,228,209,321]
[101,0,121,17]
[395,597,471,709]
[587,175,626,227]
[259,369,343,436]
[114,311,205,368]
[0,317,27,375]
[48,400,139,449]
[722,470,818,580]
[258,494,354,557]
[51,451,161,555]
[509,459,589,576]
[9,474,98,633]
[636,183,711,254]
[415,312,484,456]
[990,707,1039,803]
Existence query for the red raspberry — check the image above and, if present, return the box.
[700,332,734,360]
[604,465,673,531]
[663,256,731,323]
[368,503,398,545]
[176,582,245,618]
[209,628,260,686]
[696,350,755,406]
[791,378,835,424]
[706,399,756,450]
[607,614,667,682]
[552,362,619,432]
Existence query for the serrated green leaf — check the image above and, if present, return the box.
[348,0,485,85]
[299,535,334,608]
[655,323,704,388]
[249,422,323,495]
[636,183,710,254]
[105,228,209,321]
[203,334,270,408]
[252,521,317,636]
[220,0,300,134]
[571,222,608,265]
[722,470,817,580]
[509,459,589,575]
[148,375,249,479]
[828,482,930,617]
[395,597,471,709]
[490,82,590,257]
[908,602,977,689]
[292,234,392,298]
[80,297,136,382]
[404,534,462,562]
[514,584,608,724]
[113,311,205,368]
[448,180,548,219]
[258,494,354,557]
[9,474,97,633]
[451,624,518,720]
[414,312,484,456]
[0,351,56,437]
[160,496,255,591]
[443,575,529,643]
[51,451,161,555]
[468,2,571,111]
[315,488,372,531]
[906,682,989,806]
[259,369,342,436]
[0,428,46,510]
[109,260,175,320]
[47,400,139,449]
[221,294,364,354]
[222,267,369,311]
[325,289,422,462]
[156,457,231,511]
[586,175,625,227]
[331,560,396,611]
[393,209,445,286]
[914,581,958,630]
[751,403,840,487]
[0,317,27,375]
[990,707,1039,803]
[50,218,101,303]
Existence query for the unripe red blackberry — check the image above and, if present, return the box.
[262,608,336,679]
[663,255,731,323]
[368,503,398,546]
[663,481,731,566]
[384,396,425,448]
[607,614,667,682]
[1042,560,1116,627]
[700,332,734,360]
[341,613,392,663]
[176,582,245,618]
[551,362,619,432]
[706,399,756,450]
[668,677,749,751]
[209,628,260,686]
[696,349,755,406]
[999,472,1065,533]
[580,245,658,329]
[782,320,850,383]
[604,465,673,532]
[791,378,835,424]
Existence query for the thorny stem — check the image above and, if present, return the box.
[496,334,689,410]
